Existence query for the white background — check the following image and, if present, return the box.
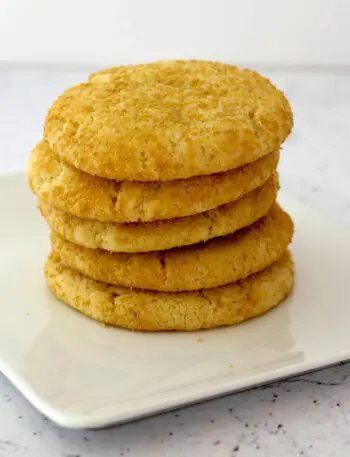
[0,0,350,67]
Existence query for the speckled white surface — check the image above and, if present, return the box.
[0,68,350,456]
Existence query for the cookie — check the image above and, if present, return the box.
[44,60,292,181]
[39,175,278,253]
[28,141,279,222]
[50,204,293,291]
[45,251,294,331]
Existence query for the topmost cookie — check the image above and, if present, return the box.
[44,60,293,181]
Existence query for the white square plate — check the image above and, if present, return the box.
[1,173,350,429]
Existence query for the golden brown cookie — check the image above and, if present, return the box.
[28,141,279,222]
[51,204,293,292]
[45,251,294,331]
[44,60,292,181]
[39,175,278,253]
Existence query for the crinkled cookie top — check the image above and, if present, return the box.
[44,60,292,181]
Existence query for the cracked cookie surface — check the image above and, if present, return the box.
[50,204,293,291]
[39,175,278,252]
[28,140,279,222]
[44,60,292,181]
[45,251,294,331]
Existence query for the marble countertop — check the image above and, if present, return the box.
[1,68,350,457]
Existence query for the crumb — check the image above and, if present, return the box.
[197,337,204,343]
[229,364,235,368]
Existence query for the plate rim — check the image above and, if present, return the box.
[1,351,350,429]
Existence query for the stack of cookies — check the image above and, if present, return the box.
[28,60,294,331]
